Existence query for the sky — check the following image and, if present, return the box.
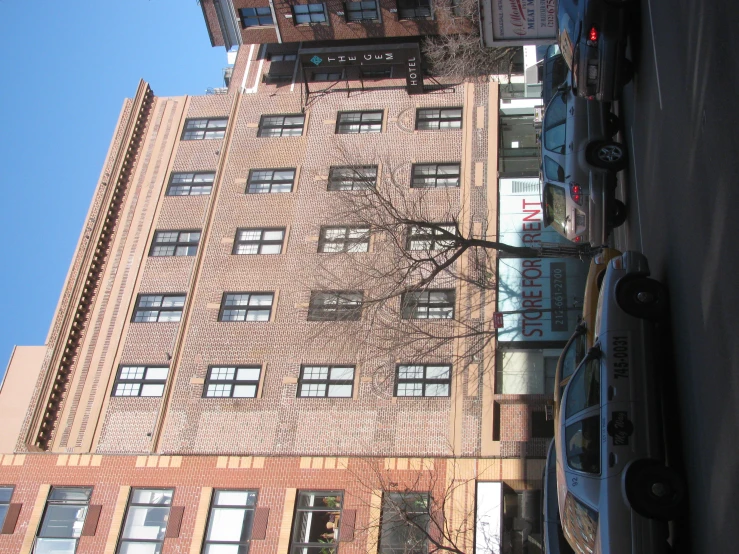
[0,1,226,376]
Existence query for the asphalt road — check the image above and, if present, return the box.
[611,0,739,551]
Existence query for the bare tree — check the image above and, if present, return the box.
[420,0,520,80]
[343,457,501,554]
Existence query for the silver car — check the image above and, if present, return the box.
[541,77,627,247]
[554,251,684,553]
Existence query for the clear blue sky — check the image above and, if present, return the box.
[0,1,226,374]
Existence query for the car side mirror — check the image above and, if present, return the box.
[586,345,601,359]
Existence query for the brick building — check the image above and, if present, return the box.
[0,45,556,553]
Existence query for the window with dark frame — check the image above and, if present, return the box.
[257,115,305,137]
[132,294,186,323]
[290,491,343,554]
[415,108,462,130]
[0,487,13,530]
[318,226,370,253]
[327,166,377,190]
[182,118,228,140]
[336,111,383,134]
[203,490,258,553]
[379,492,430,554]
[401,290,455,319]
[117,489,173,554]
[219,293,274,322]
[239,7,274,27]
[292,3,329,23]
[532,410,555,438]
[149,230,201,257]
[345,0,379,21]
[309,71,344,82]
[396,0,432,19]
[361,67,392,79]
[112,366,169,397]
[269,53,297,62]
[298,365,355,397]
[233,228,286,254]
[411,163,461,188]
[406,224,457,250]
[36,487,92,554]
[308,291,363,321]
[166,172,215,196]
[204,366,262,398]
[247,168,295,193]
[395,364,451,397]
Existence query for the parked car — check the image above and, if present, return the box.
[557,0,633,101]
[541,78,627,247]
[543,441,575,554]
[553,247,621,407]
[554,251,684,554]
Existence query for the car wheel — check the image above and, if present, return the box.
[625,460,686,521]
[607,112,622,137]
[617,277,669,320]
[612,199,627,227]
[587,141,628,171]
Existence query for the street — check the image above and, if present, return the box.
[612,0,739,551]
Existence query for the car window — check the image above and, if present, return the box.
[543,183,567,235]
[562,492,598,553]
[546,44,561,59]
[543,94,567,154]
[544,156,565,182]
[560,329,588,383]
[565,357,600,419]
[565,415,600,474]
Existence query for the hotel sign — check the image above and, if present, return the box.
[299,43,424,94]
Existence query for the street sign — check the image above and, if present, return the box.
[493,312,504,328]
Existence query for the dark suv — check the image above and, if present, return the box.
[557,0,633,101]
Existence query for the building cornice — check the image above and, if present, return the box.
[23,80,155,452]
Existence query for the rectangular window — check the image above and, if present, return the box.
[166,172,215,196]
[269,53,297,61]
[401,290,455,319]
[234,228,286,254]
[379,493,430,554]
[149,230,201,257]
[0,487,13,529]
[309,71,344,82]
[298,365,355,397]
[204,366,261,398]
[240,7,274,27]
[258,114,305,137]
[36,487,92,554]
[118,489,173,554]
[397,0,432,19]
[292,3,328,23]
[308,291,363,321]
[327,165,377,190]
[132,294,186,323]
[219,293,274,322]
[182,118,228,140]
[203,490,258,553]
[411,163,460,188]
[290,492,343,554]
[247,168,295,193]
[415,108,462,130]
[113,366,169,397]
[336,111,383,134]
[318,226,370,253]
[345,0,379,21]
[361,67,392,79]
[406,224,457,250]
[395,364,451,397]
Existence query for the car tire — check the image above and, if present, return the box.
[612,199,627,227]
[587,141,628,171]
[617,277,669,320]
[625,460,686,521]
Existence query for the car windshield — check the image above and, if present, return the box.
[543,184,567,235]
[544,156,565,182]
[560,329,588,383]
[542,93,567,154]
[565,415,600,474]
[565,356,600,419]
[557,0,579,70]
